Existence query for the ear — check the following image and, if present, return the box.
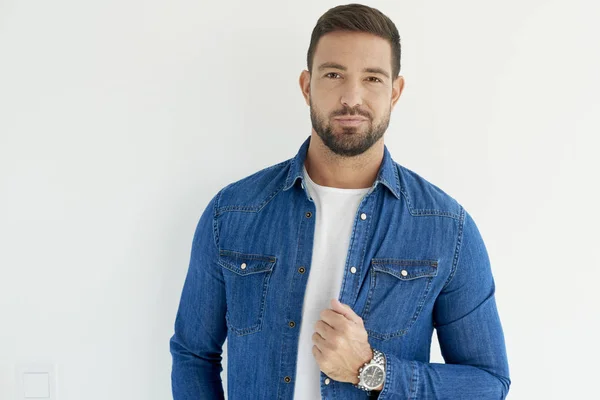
[299,70,311,106]
[390,75,405,110]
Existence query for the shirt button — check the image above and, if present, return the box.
[350,266,357,274]
[284,376,291,383]
[401,269,408,277]
[360,213,367,220]
[298,267,306,274]
[289,321,296,328]
[240,263,247,270]
[305,211,312,218]
[325,378,331,385]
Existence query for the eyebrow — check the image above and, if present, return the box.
[317,62,390,79]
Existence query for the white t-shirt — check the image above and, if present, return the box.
[293,164,370,399]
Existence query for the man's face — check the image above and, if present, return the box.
[301,31,403,157]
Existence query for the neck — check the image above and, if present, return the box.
[304,132,384,189]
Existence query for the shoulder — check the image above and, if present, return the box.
[213,158,292,213]
[396,163,463,220]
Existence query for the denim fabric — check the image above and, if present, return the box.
[170,135,510,399]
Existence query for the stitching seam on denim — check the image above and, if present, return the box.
[442,205,466,291]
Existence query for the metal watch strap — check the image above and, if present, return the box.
[355,349,385,392]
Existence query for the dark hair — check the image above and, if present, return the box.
[307,3,401,78]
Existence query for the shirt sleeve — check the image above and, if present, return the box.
[169,191,227,400]
[377,208,511,399]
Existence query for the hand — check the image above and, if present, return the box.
[312,298,373,384]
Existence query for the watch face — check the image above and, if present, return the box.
[363,365,384,388]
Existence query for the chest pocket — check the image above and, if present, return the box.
[363,258,438,340]
[218,249,276,336]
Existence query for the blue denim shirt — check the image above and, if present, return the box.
[170,135,510,399]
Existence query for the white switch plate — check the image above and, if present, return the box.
[15,364,57,400]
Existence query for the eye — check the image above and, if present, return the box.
[367,77,383,83]
[325,72,341,79]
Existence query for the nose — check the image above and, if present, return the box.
[340,80,363,109]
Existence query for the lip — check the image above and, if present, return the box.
[334,117,368,126]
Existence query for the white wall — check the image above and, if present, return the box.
[1,1,598,399]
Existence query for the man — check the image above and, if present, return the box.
[170,3,510,399]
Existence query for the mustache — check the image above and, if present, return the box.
[331,106,371,119]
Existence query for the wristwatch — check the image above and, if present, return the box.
[355,348,386,392]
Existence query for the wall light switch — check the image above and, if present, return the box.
[15,364,57,400]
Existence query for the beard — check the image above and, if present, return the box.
[309,98,390,157]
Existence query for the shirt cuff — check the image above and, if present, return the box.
[377,351,418,399]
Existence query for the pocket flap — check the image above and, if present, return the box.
[371,258,438,280]
[218,249,276,276]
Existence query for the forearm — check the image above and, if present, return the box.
[170,339,225,400]
[377,353,510,400]
[380,291,511,399]
[169,262,227,400]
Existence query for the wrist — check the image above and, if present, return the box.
[350,347,374,384]
[355,348,386,392]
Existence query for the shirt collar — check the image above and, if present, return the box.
[283,135,402,200]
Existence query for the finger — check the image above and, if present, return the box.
[314,319,335,340]
[312,344,323,362]
[312,332,326,350]
[320,308,347,329]
[330,298,362,324]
